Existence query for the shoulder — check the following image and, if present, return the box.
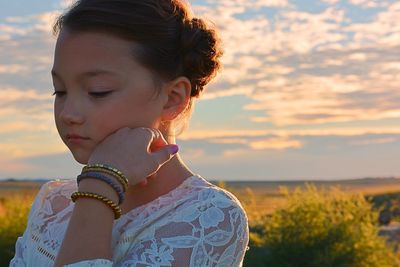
[36,178,76,199]
[187,175,247,213]
[30,179,76,214]
[155,176,250,266]
[173,175,249,230]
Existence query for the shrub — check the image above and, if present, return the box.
[244,183,399,267]
[0,192,34,267]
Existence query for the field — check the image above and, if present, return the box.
[1,177,400,266]
[218,178,400,225]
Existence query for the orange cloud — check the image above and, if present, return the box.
[0,157,37,173]
[249,138,303,150]
[181,127,400,140]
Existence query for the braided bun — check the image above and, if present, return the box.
[180,17,224,98]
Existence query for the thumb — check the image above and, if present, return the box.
[151,144,179,166]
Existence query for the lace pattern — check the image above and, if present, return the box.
[9,175,249,266]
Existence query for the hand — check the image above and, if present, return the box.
[87,127,179,186]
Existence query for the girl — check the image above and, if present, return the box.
[10,0,249,266]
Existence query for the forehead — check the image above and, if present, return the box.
[54,30,135,64]
[52,30,150,80]
[56,30,132,60]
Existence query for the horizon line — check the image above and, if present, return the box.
[1,176,400,183]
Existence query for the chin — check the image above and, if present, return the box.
[71,151,89,165]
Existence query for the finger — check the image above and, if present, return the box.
[142,127,156,140]
[140,128,159,151]
[147,173,156,180]
[151,144,179,167]
[142,127,161,143]
[148,128,160,139]
[147,128,169,152]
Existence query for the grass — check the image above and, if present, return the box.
[0,190,36,267]
[218,179,400,225]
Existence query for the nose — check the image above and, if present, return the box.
[57,98,85,125]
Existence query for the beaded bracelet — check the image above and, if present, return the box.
[83,164,129,189]
[71,191,122,219]
[82,167,128,192]
[77,172,125,205]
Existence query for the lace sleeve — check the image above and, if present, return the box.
[63,259,113,266]
[118,189,250,267]
[9,181,51,266]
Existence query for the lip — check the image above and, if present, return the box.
[66,134,90,144]
[66,134,90,139]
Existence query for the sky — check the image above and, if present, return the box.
[0,0,399,181]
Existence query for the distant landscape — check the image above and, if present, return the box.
[1,176,400,266]
[1,176,400,223]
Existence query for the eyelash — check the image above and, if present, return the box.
[51,91,112,98]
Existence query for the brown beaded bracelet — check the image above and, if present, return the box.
[83,164,129,189]
[71,191,122,219]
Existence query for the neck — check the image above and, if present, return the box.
[120,131,195,212]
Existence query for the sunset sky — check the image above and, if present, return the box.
[0,0,400,181]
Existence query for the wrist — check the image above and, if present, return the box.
[78,175,121,204]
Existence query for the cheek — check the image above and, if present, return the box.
[115,95,161,127]
[89,102,145,135]
[53,103,63,132]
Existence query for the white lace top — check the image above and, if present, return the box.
[9,174,249,267]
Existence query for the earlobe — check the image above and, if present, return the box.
[161,77,191,121]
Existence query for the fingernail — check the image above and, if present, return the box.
[169,145,179,155]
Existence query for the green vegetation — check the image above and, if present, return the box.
[0,191,35,267]
[1,180,400,266]
[244,184,399,267]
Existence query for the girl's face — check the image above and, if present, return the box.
[52,30,166,164]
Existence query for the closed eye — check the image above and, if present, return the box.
[52,91,65,97]
[89,91,113,98]
[51,91,113,98]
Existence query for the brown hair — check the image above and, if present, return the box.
[52,0,224,134]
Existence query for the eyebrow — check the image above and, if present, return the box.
[51,69,119,80]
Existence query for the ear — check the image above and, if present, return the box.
[160,76,191,121]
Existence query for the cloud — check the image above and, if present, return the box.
[350,137,398,146]
[349,0,391,8]
[201,85,253,100]
[1,0,400,180]
[175,129,400,180]
[0,120,52,134]
[192,0,400,128]
[0,64,30,74]
[178,128,400,171]
[60,0,76,9]
[0,11,60,38]
[0,133,67,159]
[206,0,289,9]
[0,157,37,174]
[0,87,59,160]
[0,87,52,101]
[179,148,206,161]
[180,127,400,140]
[0,87,54,123]
[321,0,340,4]
[348,52,368,61]
[222,148,253,157]
[345,2,400,47]
[0,8,61,164]
[249,137,303,150]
